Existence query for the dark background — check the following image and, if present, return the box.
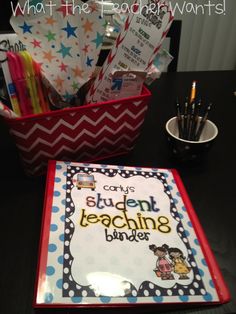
[0,0,17,32]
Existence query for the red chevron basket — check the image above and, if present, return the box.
[5,86,151,175]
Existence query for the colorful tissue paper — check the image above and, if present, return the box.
[10,0,105,101]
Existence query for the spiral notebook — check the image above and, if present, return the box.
[34,161,230,308]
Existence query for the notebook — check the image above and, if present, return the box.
[34,160,230,308]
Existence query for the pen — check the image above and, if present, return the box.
[183,97,188,139]
[185,97,193,139]
[190,99,201,140]
[188,101,195,140]
[195,103,212,141]
[190,80,197,103]
[176,98,183,138]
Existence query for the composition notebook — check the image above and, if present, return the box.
[34,160,230,308]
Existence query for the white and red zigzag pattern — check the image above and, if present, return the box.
[6,88,151,175]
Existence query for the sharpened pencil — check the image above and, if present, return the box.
[190,80,197,103]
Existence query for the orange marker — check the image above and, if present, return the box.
[33,61,50,112]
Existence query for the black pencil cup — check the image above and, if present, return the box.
[165,116,218,163]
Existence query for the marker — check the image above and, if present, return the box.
[33,60,50,112]
[7,51,33,116]
[0,49,21,116]
[19,51,42,114]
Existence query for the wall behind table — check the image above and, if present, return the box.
[113,0,236,71]
[174,0,236,71]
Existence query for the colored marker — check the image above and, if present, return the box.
[19,51,42,114]
[0,49,21,116]
[7,51,33,116]
[33,60,50,112]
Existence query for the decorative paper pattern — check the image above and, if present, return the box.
[86,0,174,103]
[10,0,105,100]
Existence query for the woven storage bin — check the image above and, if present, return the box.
[5,86,151,175]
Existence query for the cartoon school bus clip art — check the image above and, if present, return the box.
[76,173,96,191]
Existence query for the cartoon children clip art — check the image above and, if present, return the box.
[168,246,191,280]
[149,244,174,280]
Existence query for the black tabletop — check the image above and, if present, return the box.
[0,70,236,314]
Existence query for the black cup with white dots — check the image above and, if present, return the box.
[165,116,218,162]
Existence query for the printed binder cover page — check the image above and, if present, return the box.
[35,161,221,307]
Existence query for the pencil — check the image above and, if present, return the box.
[195,103,212,141]
[190,80,197,103]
